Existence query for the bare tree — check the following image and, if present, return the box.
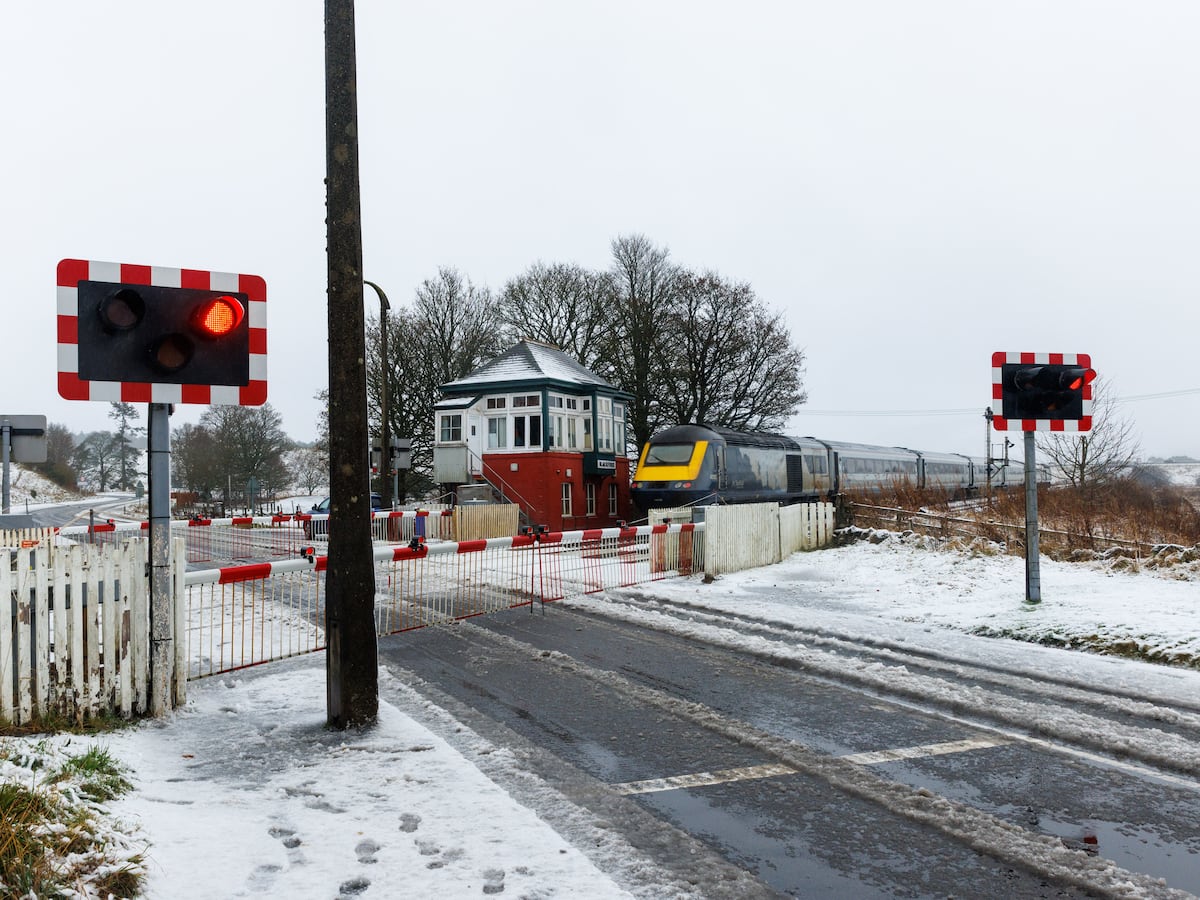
[288,446,327,495]
[496,262,613,370]
[664,271,807,431]
[72,431,123,491]
[360,269,503,501]
[1036,377,1139,491]
[599,234,681,454]
[412,267,503,386]
[192,404,294,505]
[31,422,78,488]
[171,423,222,498]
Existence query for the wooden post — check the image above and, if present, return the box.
[325,0,379,728]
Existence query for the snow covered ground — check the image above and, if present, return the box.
[4,524,1200,897]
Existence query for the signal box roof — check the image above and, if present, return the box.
[440,339,631,399]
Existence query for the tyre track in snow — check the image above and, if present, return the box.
[584,594,1200,783]
[453,620,1195,900]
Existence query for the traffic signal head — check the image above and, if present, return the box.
[1000,362,1095,421]
[77,280,251,387]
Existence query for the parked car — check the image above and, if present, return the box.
[302,493,383,539]
[308,493,383,514]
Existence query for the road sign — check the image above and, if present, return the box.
[991,352,1094,432]
[1,415,47,463]
[57,258,267,405]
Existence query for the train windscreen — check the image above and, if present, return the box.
[644,443,695,466]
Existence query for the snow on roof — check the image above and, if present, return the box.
[440,340,624,395]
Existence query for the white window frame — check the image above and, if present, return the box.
[561,482,572,516]
[514,413,542,449]
[487,416,507,449]
[608,483,618,517]
[586,483,596,517]
[439,414,463,443]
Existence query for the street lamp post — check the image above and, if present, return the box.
[364,279,391,508]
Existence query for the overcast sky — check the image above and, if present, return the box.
[7,1,1199,460]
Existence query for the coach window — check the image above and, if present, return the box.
[439,414,462,443]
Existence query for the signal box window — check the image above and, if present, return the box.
[487,417,507,449]
[608,483,618,516]
[440,414,463,443]
[586,483,596,516]
[561,483,572,516]
[514,414,542,448]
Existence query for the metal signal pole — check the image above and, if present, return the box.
[1023,431,1041,604]
[325,0,378,728]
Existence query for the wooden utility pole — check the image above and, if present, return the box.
[324,0,378,727]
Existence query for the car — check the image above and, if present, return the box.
[302,493,384,539]
[308,492,383,514]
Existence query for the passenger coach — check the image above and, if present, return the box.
[631,424,1019,511]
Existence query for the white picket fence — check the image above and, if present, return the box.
[1,537,187,726]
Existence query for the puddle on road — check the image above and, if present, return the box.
[894,766,1200,895]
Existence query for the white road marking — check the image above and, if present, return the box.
[839,736,1008,766]
[613,736,1008,795]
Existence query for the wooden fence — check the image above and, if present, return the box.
[453,504,522,541]
[1,537,183,726]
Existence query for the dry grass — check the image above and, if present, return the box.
[844,476,1200,559]
[0,740,145,898]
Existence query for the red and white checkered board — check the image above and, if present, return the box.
[57,258,267,405]
[991,351,1092,432]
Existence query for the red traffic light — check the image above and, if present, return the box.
[1065,368,1096,391]
[193,295,245,338]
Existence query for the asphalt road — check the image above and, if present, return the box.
[378,599,1200,899]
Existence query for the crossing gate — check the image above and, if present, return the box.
[182,522,703,680]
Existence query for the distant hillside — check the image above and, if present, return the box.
[1142,462,1200,488]
[5,465,89,507]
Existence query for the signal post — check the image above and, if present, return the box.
[991,352,1095,603]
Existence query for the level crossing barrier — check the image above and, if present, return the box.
[182,522,703,680]
[55,508,470,564]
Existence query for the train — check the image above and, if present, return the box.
[630,423,1031,511]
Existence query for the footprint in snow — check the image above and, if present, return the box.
[482,868,506,895]
[356,838,381,864]
[338,876,370,897]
